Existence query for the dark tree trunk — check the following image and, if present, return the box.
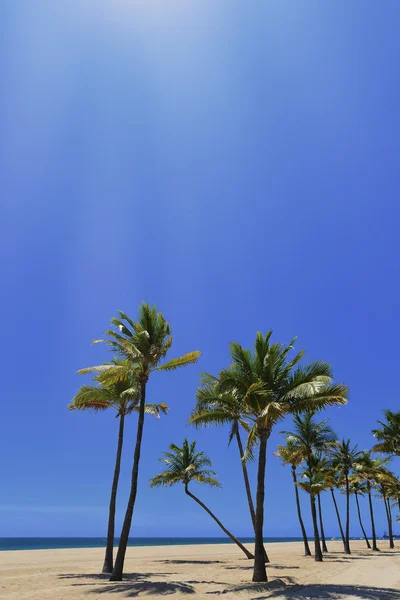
[184,485,253,558]
[355,492,371,549]
[235,427,269,563]
[317,494,328,553]
[110,381,147,581]
[292,465,311,556]
[344,473,351,554]
[310,495,323,561]
[383,493,394,549]
[331,489,346,551]
[367,485,379,552]
[102,413,125,574]
[252,434,268,582]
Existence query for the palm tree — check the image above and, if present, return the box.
[347,478,371,549]
[190,375,269,562]
[281,413,339,562]
[275,440,311,556]
[211,334,348,581]
[311,454,331,554]
[69,359,168,573]
[92,304,201,581]
[372,410,400,456]
[326,467,346,551]
[331,439,360,554]
[150,439,253,558]
[375,469,397,549]
[297,461,327,559]
[353,452,391,552]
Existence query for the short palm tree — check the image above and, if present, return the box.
[353,452,391,552]
[311,454,331,554]
[190,375,269,562]
[326,466,346,551]
[331,439,360,554]
[375,469,397,549]
[150,439,253,558]
[297,461,327,555]
[91,304,201,581]
[213,333,347,581]
[347,478,371,549]
[372,410,400,456]
[281,413,339,562]
[275,440,311,556]
[69,359,168,573]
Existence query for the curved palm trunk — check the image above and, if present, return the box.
[102,413,125,574]
[310,495,323,562]
[367,485,379,552]
[252,435,268,582]
[383,494,394,549]
[110,382,147,581]
[330,489,346,551]
[185,485,253,558]
[317,494,328,553]
[235,427,269,563]
[355,492,371,549]
[292,465,311,556]
[344,473,351,554]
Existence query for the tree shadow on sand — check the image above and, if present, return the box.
[263,583,400,599]
[158,559,224,565]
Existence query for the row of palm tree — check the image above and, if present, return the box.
[70,302,399,584]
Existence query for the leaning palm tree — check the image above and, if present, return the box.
[211,333,348,581]
[275,440,311,556]
[375,469,397,549]
[311,454,331,553]
[70,359,168,573]
[331,439,360,555]
[353,452,391,552]
[90,304,201,581]
[347,478,371,549]
[326,467,346,551]
[297,462,327,554]
[150,439,253,558]
[190,375,269,562]
[281,413,339,562]
[372,410,400,456]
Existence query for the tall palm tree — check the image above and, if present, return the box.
[375,469,397,549]
[92,304,201,581]
[275,440,311,556]
[311,454,331,554]
[331,439,360,555]
[347,478,371,549]
[69,359,168,573]
[281,413,339,562]
[372,410,400,456]
[150,439,253,558]
[297,461,327,558]
[190,375,269,562]
[353,452,391,552]
[211,333,347,581]
[326,467,346,551]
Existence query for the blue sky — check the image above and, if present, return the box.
[1,1,399,540]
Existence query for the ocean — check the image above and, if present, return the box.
[0,537,303,551]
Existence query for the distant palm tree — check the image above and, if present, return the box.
[190,376,269,562]
[354,452,391,552]
[331,439,360,554]
[150,439,253,558]
[213,335,347,580]
[347,479,371,549]
[93,304,201,581]
[70,359,168,573]
[275,440,311,556]
[375,469,397,549]
[281,413,339,562]
[372,410,400,456]
[326,467,346,551]
[311,454,331,554]
[297,460,327,557]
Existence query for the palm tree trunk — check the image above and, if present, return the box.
[387,498,394,549]
[235,427,269,563]
[344,473,351,554]
[383,494,394,549]
[317,494,328,553]
[252,434,268,582]
[310,494,323,562]
[367,485,379,552]
[355,492,371,549]
[292,465,311,556]
[102,413,125,574]
[184,485,253,558]
[110,381,147,581]
[330,489,346,551]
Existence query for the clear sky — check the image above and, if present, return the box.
[1,1,399,540]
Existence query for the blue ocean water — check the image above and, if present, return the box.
[0,537,303,551]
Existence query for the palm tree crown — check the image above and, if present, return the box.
[372,410,400,456]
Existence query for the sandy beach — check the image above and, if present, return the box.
[1,540,399,599]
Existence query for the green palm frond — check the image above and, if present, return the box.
[155,351,201,372]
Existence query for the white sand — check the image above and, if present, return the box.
[1,540,399,599]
